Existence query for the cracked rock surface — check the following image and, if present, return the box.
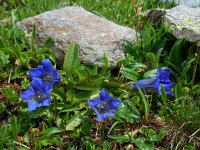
[16,6,137,68]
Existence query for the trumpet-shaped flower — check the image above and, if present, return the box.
[132,68,175,95]
[88,89,121,122]
[20,78,51,111]
[29,59,60,92]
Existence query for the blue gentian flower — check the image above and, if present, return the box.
[29,59,60,92]
[88,89,121,122]
[20,78,51,111]
[132,68,175,95]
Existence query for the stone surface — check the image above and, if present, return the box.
[16,6,136,68]
[146,6,200,43]
[162,0,200,7]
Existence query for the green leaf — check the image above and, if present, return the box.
[144,69,157,78]
[130,96,140,106]
[29,107,47,118]
[59,105,82,113]
[75,89,100,101]
[74,83,99,91]
[181,87,190,96]
[168,38,185,71]
[120,67,140,81]
[103,141,111,150]
[0,37,6,48]
[46,128,61,137]
[108,122,120,135]
[134,137,154,150]
[31,24,36,51]
[139,125,149,134]
[10,116,17,139]
[0,126,9,148]
[43,37,53,48]
[11,9,16,29]
[39,139,48,146]
[136,83,150,121]
[132,63,147,70]
[116,100,140,123]
[51,87,66,102]
[80,119,93,132]
[33,141,41,150]
[184,143,195,150]
[2,88,19,103]
[74,67,88,81]
[159,128,167,139]
[108,135,131,143]
[123,40,137,56]
[192,85,200,94]
[145,52,155,63]
[63,42,79,75]
[148,129,160,142]
[0,103,6,115]
[175,82,182,99]
[66,115,82,131]
[152,48,163,69]
[182,58,195,78]
[23,133,29,144]
[40,127,61,139]
[102,53,109,74]
[103,80,121,88]
[161,85,167,106]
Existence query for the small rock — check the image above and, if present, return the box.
[162,0,200,8]
[154,117,165,127]
[16,6,137,68]
[146,6,200,43]
[0,17,11,24]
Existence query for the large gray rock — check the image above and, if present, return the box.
[163,0,200,7]
[16,6,136,68]
[147,6,200,43]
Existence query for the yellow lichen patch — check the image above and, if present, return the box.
[169,17,200,32]
[176,25,183,30]
[169,24,176,31]
[182,17,199,25]
[181,17,200,31]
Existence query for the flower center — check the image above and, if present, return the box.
[96,101,110,113]
[41,73,53,85]
[30,90,46,104]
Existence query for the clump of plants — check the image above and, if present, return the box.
[0,0,199,149]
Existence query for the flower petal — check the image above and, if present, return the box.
[27,101,37,111]
[31,78,44,91]
[41,98,50,106]
[31,78,42,87]
[110,98,121,110]
[44,83,54,92]
[133,76,160,92]
[42,59,53,73]
[163,85,174,95]
[99,88,109,99]
[102,113,108,119]
[52,70,61,83]
[137,76,158,86]
[108,111,116,117]
[97,114,103,122]
[88,97,100,108]
[88,89,120,122]
[20,86,34,101]
[29,66,43,78]
[157,68,171,80]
